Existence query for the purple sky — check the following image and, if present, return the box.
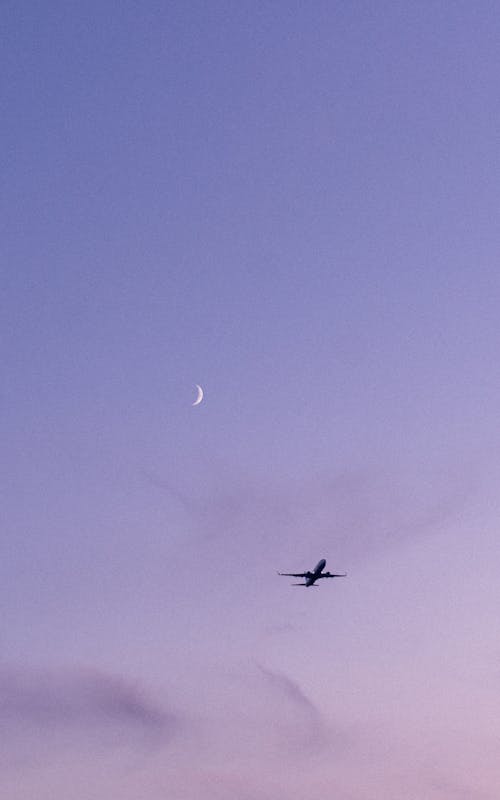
[2,3,500,798]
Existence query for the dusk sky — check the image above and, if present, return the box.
[2,3,500,798]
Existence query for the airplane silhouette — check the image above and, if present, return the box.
[278,558,347,587]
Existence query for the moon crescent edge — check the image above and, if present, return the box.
[192,384,204,406]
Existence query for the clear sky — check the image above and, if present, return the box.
[2,3,500,798]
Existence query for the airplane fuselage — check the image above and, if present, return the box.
[304,558,327,586]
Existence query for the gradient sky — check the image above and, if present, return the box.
[2,3,500,798]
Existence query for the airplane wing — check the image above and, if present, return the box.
[277,572,307,578]
[321,572,347,578]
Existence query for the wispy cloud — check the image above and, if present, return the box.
[257,664,337,755]
[143,463,476,567]
[258,664,321,715]
[0,665,178,750]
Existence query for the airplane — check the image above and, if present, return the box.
[278,558,347,587]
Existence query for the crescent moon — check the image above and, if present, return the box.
[192,384,204,406]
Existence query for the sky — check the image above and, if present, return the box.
[2,2,500,797]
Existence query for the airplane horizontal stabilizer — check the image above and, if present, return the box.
[292,583,317,586]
